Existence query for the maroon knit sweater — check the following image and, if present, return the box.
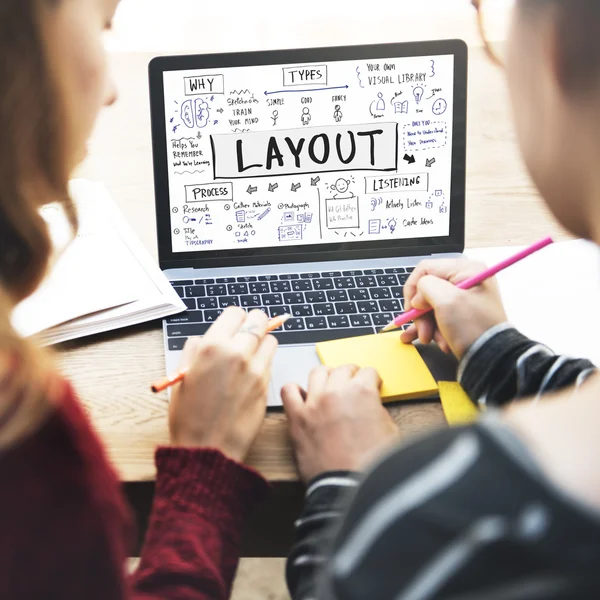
[0,378,269,599]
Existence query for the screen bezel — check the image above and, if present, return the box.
[149,40,468,270]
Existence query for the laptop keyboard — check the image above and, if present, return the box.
[165,267,415,350]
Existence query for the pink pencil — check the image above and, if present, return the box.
[379,236,554,333]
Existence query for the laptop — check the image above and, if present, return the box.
[148,40,467,406]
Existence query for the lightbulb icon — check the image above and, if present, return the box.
[413,86,424,104]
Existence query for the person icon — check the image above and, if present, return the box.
[301,107,311,126]
[333,104,343,123]
[376,92,385,112]
[272,110,279,126]
[331,178,354,198]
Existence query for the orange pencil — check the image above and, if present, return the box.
[151,313,291,393]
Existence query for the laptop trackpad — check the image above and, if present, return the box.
[268,345,321,407]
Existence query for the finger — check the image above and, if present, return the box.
[281,383,306,420]
[433,330,451,354]
[306,365,331,400]
[353,367,383,391]
[400,324,418,345]
[328,364,360,388]
[231,309,270,358]
[417,275,463,312]
[203,306,247,341]
[415,315,436,345]
[250,333,279,378]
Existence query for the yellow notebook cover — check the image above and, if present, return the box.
[316,333,438,403]
[438,381,479,426]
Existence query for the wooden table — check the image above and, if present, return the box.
[59,46,569,556]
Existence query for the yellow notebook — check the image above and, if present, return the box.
[316,333,438,403]
[438,381,479,426]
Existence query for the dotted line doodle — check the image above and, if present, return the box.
[403,121,448,152]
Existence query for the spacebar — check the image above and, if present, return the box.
[272,328,374,345]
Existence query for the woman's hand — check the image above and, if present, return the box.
[281,365,399,483]
[400,258,508,359]
[169,307,278,462]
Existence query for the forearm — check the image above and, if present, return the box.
[458,323,596,407]
[287,471,361,600]
[130,448,268,600]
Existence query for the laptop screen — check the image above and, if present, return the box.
[152,43,466,267]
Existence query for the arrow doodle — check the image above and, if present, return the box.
[403,154,416,165]
[264,85,349,96]
[311,176,321,186]
[268,183,278,192]
[291,183,301,192]
[247,185,258,195]
[425,157,436,167]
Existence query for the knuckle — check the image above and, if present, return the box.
[199,340,223,360]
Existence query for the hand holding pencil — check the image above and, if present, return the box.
[163,307,283,461]
[397,238,553,359]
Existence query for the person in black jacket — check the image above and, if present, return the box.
[283,1,600,598]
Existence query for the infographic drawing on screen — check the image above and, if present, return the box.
[163,54,454,253]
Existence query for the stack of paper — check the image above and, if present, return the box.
[11,180,186,345]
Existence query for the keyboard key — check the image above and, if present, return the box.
[292,304,313,317]
[313,278,334,290]
[263,294,283,306]
[228,283,248,295]
[194,278,214,285]
[216,277,236,283]
[219,296,240,308]
[356,276,377,288]
[250,282,269,294]
[206,285,226,296]
[380,299,402,312]
[279,274,299,280]
[351,314,372,327]
[406,267,415,273]
[183,298,196,310]
[284,318,306,331]
[372,313,394,326]
[300,272,320,279]
[357,301,379,313]
[384,267,406,274]
[292,280,313,292]
[334,277,355,289]
[391,287,404,299]
[364,269,384,275]
[342,270,363,276]
[377,275,398,286]
[240,295,262,307]
[167,323,211,337]
[204,310,223,322]
[335,302,358,315]
[166,311,205,324]
[322,271,342,277]
[349,289,369,301]
[327,290,348,302]
[168,337,188,351]
[284,292,304,305]
[197,297,218,310]
[172,280,194,286]
[174,287,185,298]
[236,276,257,282]
[269,305,290,318]
[327,315,350,328]
[370,288,391,300]
[305,291,326,303]
[270,281,292,293]
[306,316,327,329]
[272,328,372,345]
[258,274,279,281]
[398,274,410,285]
[314,303,335,316]
[185,285,205,298]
